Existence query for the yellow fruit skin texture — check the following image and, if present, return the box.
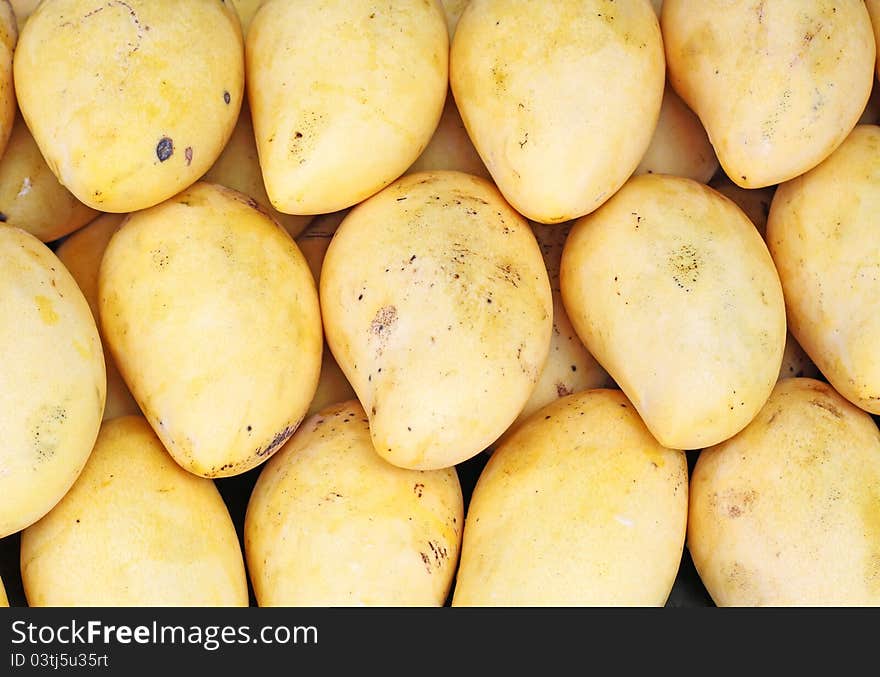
[21,416,248,607]
[453,389,688,606]
[662,0,876,188]
[245,400,464,606]
[230,0,263,36]
[0,116,99,242]
[0,1,16,160]
[295,212,357,417]
[98,182,323,478]
[634,86,719,184]
[705,174,820,384]
[405,92,491,181]
[13,0,244,212]
[0,575,7,606]
[707,172,775,239]
[55,213,141,421]
[203,104,312,239]
[0,227,106,539]
[867,0,880,79]
[560,174,786,450]
[494,221,613,447]
[767,125,880,415]
[246,0,448,215]
[451,0,665,223]
[320,170,552,470]
[688,378,880,606]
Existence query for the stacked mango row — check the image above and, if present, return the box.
[1,0,879,607]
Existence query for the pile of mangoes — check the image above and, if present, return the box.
[1,0,879,607]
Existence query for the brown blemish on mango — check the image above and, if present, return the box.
[150,248,169,269]
[29,405,68,461]
[810,398,842,419]
[255,423,298,459]
[668,244,702,292]
[722,560,759,599]
[370,305,398,337]
[555,382,572,398]
[717,488,758,519]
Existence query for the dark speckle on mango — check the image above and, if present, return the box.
[156,137,174,162]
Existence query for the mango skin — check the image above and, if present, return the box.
[320,170,552,470]
[14,0,244,212]
[99,181,323,477]
[247,0,448,215]
[560,173,786,450]
[494,220,613,448]
[245,400,464,606]
[0,116,99,242]
[405,92,491,181]
[453,389,688,606]
[203,104,312,238]
[767,125,880,414]
[0,1,16,161]
[634,86,718,184]
[451,0,665,223]
[21,415,249,607]
[707,172,775,239]
[705,174,820,385]
[662,0,876,189]
[688,378,880,606]
[55,213,141,421]
[294,212,357,416]
[868,1,880,79]
[0,227,106,539]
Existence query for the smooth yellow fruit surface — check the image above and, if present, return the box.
[99,182,322,477]
[451,0,665,223]
[55,213,140,421]
[663,0,875,188]
[767,125,880,414]
[247,0,448,214]
[245,400,463,606]
[14,0,244,211]
[561,174,786,449]
[0,227,105,538]
[453,389,688,606]
[0,116,99,242]
[689,378,880,606]
[321,170,552,470]
[0,1,16,161]
[21,416,248,606]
